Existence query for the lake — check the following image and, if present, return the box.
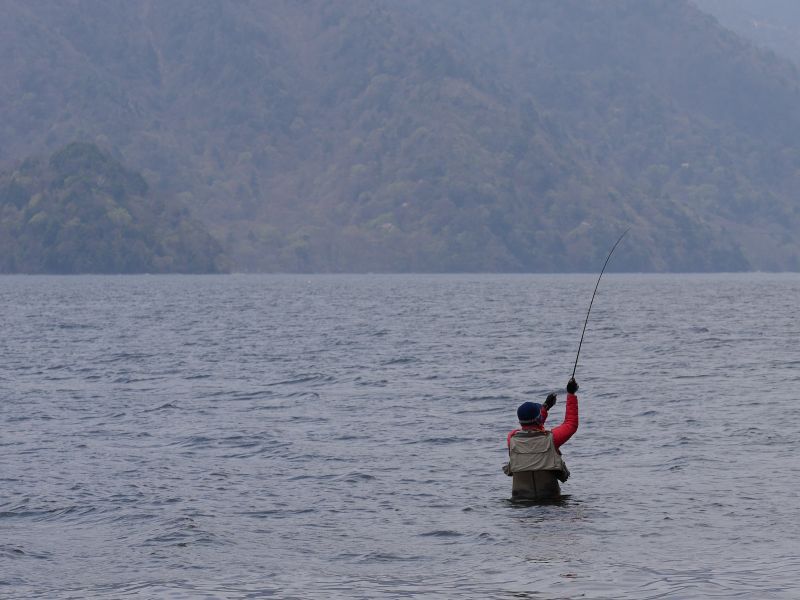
[1,274,799,598]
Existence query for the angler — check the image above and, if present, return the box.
[503,378,579,501]
[501,229,626,501]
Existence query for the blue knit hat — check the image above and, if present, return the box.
[517,401,543,425]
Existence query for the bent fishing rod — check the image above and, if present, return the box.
[571,228,629,379]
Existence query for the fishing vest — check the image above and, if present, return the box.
[505,430,570,501]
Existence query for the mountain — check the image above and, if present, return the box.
[693,1,800,64]
[0,143,227,273]
[2,1,800,271]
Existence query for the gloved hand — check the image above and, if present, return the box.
[566,377,579,394]
[544,393,557,410]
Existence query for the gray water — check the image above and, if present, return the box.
[1,274,799,599]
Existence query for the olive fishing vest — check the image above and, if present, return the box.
[505,430,570,500]
[508,430,567,474]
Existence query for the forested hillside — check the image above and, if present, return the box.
[0,143,226,273]
[2,1,800,271]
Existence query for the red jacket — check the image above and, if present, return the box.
[507,393,579,450]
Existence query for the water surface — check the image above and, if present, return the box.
[1,274,798,598]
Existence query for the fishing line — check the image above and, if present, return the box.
[571,228,629,379]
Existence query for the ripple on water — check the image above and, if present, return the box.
[2,274,800,599]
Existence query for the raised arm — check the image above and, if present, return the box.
[551,378,579,448]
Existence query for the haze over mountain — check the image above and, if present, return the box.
[3,0,800,272]
[693,1,800,65]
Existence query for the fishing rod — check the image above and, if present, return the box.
[571,228,629,379]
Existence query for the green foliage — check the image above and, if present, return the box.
[0,143,227,273]
[2,1,800,270]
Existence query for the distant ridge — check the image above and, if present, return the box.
[2,1,800,271]
[693,0,800,65]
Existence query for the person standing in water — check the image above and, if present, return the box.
[503,378,579,501]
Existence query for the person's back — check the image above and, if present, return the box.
[505,378,580,501]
